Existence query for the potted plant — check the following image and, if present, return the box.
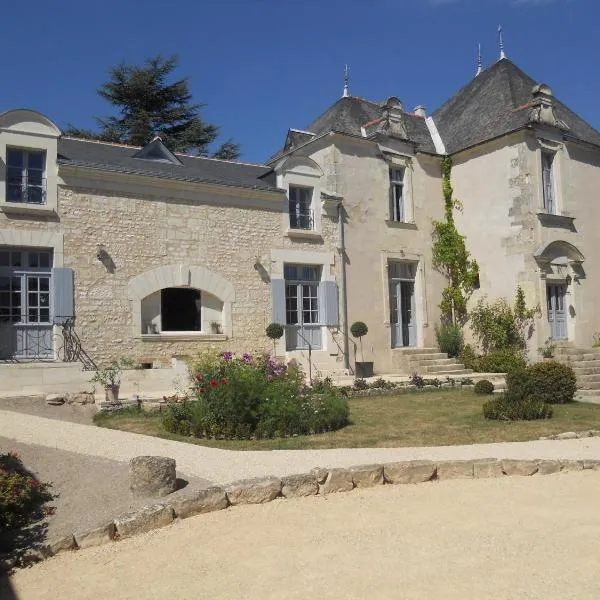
[266,322,284,356]
[538,338,555,360]
[210,320,223,334]
[91,361,122,403]
[351,321,373,378]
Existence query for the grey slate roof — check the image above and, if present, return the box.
[306,96,437,154]
[432,58,600,154]
[57,137,279,192]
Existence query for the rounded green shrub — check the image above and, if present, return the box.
[474,379,494,395]
[504,367,530,402]
[435,323,464,358]
[265,323,284,340]
[476,348,527,373]
[525,361,577,404]
[350,321,368,338]
[483,396,553,421]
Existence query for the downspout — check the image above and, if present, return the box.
[337,201,350,370]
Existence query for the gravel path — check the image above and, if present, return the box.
[2,409,600,484]
[5,471,600,599]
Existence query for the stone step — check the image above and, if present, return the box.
[576,374,600,383]
[408,358,458,368]
[406,353,450,362]
[392,348,442,356]
[424,369,474,376]
[571,364,600,374]
[578,381,600,390]
[559,353,600,362]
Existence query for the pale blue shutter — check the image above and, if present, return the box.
[321,281,339,326]
[52,267,74,325]
[271,278,286,324]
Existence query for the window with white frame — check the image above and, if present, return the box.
[389,167,405,222]
[541,151,556,214]
[288,186,314,230]
[6,148,47,205]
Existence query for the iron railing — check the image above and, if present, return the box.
[6,174,47,205]
[289,207,314,231]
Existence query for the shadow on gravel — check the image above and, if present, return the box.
[0,574,19,600]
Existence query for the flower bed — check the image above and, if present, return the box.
[161,351,349,440]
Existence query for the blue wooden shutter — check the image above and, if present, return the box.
[52,267,74,324]
[321,281,339,326]
[271,278,286,324]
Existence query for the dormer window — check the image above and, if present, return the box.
[289,185,314,230]
[6,148,46,204]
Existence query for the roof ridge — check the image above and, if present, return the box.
[61,136,143,150]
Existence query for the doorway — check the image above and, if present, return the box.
[547,283,567,340]
[389,262,416,348]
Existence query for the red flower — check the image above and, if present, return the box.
[221,378,228,385]
[210,379,218,388]
[162,395,167,401]
[195,374,203,381]
[198,388,205,394]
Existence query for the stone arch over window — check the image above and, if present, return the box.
[127,264,235,337]
[534,240,584,264]
[534,240,585,281]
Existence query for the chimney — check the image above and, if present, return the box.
[414,105,426,118]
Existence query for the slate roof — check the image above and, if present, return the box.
[432,58,600,154]
[57,137,280,192]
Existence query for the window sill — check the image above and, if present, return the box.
[285,228,323,241]
[385,220,417,230]
[0,202,57,216]
[140,333,228,342]
[536,212,575,230]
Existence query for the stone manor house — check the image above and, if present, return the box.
[1,57,600,378]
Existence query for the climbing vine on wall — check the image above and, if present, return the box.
[431,156,479,325]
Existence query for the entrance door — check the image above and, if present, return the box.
[389,263,416,348]
[0,248,53,359]
[547,284,567,340]
[284,264,322,350]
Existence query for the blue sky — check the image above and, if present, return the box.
[2,0,597,162]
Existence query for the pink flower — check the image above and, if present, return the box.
[210,379,218,388]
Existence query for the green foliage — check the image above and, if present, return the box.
[0,453,53,531]
[483,396,553,421]
[431,156,479,325]
[459,344,479,370]
[90,361,122,387]
[592,333,600,348]
[64,55,240,159]
[474,379,494,395]
[525,361,577,405]
[265,323,284,340]
[469,287,538,354]
[350,321,368,338]
[161,350,348,439]
[538,338,556,359]
[353,378,368,390]
[435,322,463,358]
[476,348,528,374]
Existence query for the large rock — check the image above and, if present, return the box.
[115,504,174,538]
[384,461,436,484]
[350,464,384,488]
[130,456,177,497]
[583,459,600,470]
[555,431,578,440]
[318,469,354,494]
[559,460,584,472]
[225,477,282,505]
[501,460,539,476]
[281,474,318,498]
[74,522,115,549]
[537,460,563,475]
[436,461,474,480]
[45,393,65,406]
[169,487,229,519]
[473,459,504,478]
[65,392,95,405]
[41,534,77,557]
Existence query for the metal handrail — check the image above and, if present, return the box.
[289,207,314,230]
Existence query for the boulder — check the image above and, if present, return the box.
[384,461,436,485]
[350,464,384,488]
[559,460,584,472]
[501,460,539,476]
[225,477,282,505]
[41,534,77,557]
[129,456,177,497]
[65,391,95,405]
[281,474,319,498]
[318,469,354,494]
[169,487,229,519]
[537,460,563,475]
[115,504,174,539]
[45,393,65,406]
[436,461,474,480]
[473,459,504,478]
[555,431,578,440]
[74,522,115,549]
[310,468,328,484]
[583,459,600,470]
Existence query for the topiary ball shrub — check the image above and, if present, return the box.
[474,379,494,395]
[525,361,577,404]
[265,323,284,340]
[483,396,553,421]
[350,321,368,338]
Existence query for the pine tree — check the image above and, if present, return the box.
[65,55,240,159]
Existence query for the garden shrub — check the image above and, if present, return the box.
[476,348,527,373]
[435,323,464,358]
[162,351,349,439]
[483,396,553,421]
[460,344,479,370]
[524,361,577,405]
[474,379,494,395]
[353,378,368,390]
[0,453,53,531]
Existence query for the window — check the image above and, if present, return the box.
[284,264,321,349]
[288,186,313,230]
[160,288,201,331]
[389,168,405,222]
[6,149,46,205]
[541,151,556,214]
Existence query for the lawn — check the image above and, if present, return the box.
[93,389,600,450]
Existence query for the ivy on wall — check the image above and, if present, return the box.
[431,156,479,325]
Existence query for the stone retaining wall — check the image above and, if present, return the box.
[3,456,599,571]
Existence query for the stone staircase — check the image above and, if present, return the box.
[392,348,473,377]
[553,343,600,403]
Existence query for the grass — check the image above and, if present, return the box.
[93,389,600,451]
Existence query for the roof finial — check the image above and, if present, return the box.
[476,43,483,76]
[498,24,506,60]
[342,64,350,98]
